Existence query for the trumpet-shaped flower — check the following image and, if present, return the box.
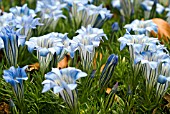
[118,33,161,76]
[134,50,169,93]
[141,0,164,14]
[9,4,43,45]
[26,32,78,74]
[0,11,13,30]
[42,67,87,109]
[112,0,134,20]
[3,65,28,112]
[36,0,66,33]
[118,33,159,52]
[99,54,118,89]
[71,3,112,28]
[3,66,28,90]
[12,15,43,45]
[36,0,66,20]
[156,74,170,100]
[9,4,36,17]
[73,25,107,70]
[124,19,158,36]
[0,26,23,66]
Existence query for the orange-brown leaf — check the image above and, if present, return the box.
[164,93,170,108]
[106,88,111,94]
[57,55,70,69]
[27,62,40,71]
[0,102,9,114]
[152,18,170,43]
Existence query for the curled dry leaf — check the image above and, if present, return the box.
[0,102,9,114]
[164,93,170,108]
[106,88,112,94]
[57,55,70,69]
[27,55,70,71]
[152,18,170,43]
[27,62,40,71]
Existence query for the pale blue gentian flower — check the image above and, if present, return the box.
[42,67,87,110]
[9,4,36,17]
[157,74,170,100]
[73,25,107,70]
[118,33,160,76]
[134,50,169,93]
[141,0,164,14]
[112,0,134,21]
[156,60,170,99]
[124,19,158,36]
[3,65,28,92]
[3,65,28,112]
[9,4,43,45]
[26,32,78,74]
[0,26,24,66]
[118,33,159,52]
[0,10,13,30]
[36,0,66,33]
[12,15,43,46]
[71,3,112,28]
[141,0,164,18]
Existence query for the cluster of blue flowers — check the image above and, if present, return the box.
[73,25,108,70]
[2,0,170,112]
[118,18,170,100]
[111,0,169,20]
[0,0,113,112]
[70,1,112,28]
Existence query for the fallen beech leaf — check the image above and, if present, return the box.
[27,55,70,71]
[106,88,112,94]
[0,102,9,114]
[57,55,70,69]
[164,93,170,108]
[152,18,170,43]
[27,62,40,71]
[152,108,157,114]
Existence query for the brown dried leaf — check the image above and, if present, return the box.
[152,108,157,114]
[0,102,9,114]
[164,93,170,108]
[57,55,70,69]
[27,55,70,71]
[152,18,170,43]
[106,88,111,94]
[27,62,40,71]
